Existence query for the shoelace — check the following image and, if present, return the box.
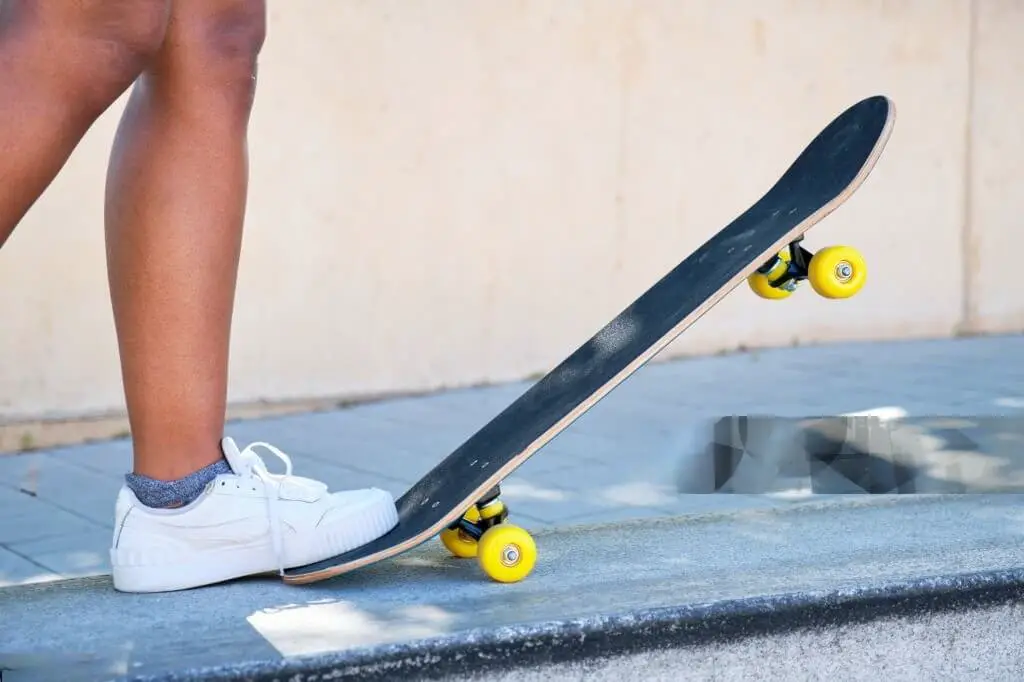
[234,441,294,576]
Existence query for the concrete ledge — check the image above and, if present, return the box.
[131,569,1024,682]
[3,495,1023,681]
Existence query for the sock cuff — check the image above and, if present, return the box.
[125,458,232,508]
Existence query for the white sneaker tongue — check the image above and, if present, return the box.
[220,437,246,473]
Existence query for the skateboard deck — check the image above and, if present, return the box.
[283,94,896,585]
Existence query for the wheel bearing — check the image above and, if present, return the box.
[501,544,521,567]
[834,261,854,282]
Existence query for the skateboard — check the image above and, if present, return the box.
[283,94,896,585]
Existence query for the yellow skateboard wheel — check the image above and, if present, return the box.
[748,249,793,300]
[440,527,478,558]
[477,524,537,583]
[807,245,866,299]
[440,506,483,558]
[748,272,793,299]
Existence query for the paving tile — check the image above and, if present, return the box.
[45,438,133,476]
[0,546,60,587]
[0,482,27,510]
[2,453,121,527]
[8,528,112,560]
[228,411,470,482]
[0,495,106,545]
[351,382,534,428]
[27,547,110,579]
[0,452,36,491]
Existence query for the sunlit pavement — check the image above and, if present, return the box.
[2,494,1022,680]
[2,334,1024,587]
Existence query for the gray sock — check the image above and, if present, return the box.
[125,459,232,508]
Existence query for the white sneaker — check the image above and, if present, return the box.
[110,437,399,593]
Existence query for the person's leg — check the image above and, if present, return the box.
[104,0,263,485]
[106,0,398,592]
[0,0,169,247]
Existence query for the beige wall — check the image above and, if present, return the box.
[0,0,1018,423]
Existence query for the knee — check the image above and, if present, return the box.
[4,0,170,104]
[201,2,267,70]
[162,2,267,115]
[86,0,171,71]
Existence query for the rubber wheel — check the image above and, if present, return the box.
[807,245,867,299]
[477,525,537,583]
[748,272,793,299]
[440,527,479,558]
[439,506,483,558]
[748,249,793,300]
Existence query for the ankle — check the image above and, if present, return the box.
[131,441,225,481]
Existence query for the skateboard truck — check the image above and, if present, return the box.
[755,236,812,292]
[446,484,508,540]
[748,235,866,300]
[438,483,537,582]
